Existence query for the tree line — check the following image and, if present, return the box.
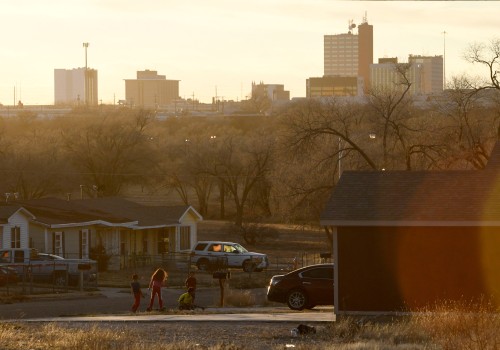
[1,38,499,226]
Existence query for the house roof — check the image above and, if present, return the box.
[13,197,201,229]
[0,205,36,224]
[320,143,500,227]
[74,198,201,228]
[16,198,135,227]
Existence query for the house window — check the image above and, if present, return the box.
[11,227,21,248]
[53,232,64,257]
[80,229,90,259]
[157,229,169,254]
[179,226,191,251]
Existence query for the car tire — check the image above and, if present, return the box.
[287,289,307,310]
[197,259,210,271]
[242,260,255,273]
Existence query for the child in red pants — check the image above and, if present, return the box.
[130,274,144,313]
[147,268,168,311]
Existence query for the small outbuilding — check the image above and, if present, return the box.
[321,145,500,315]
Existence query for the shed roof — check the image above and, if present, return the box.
[320,144,500,226]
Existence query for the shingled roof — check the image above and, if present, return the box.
[17,197,136,227]
[74,198,200,228]
[0,205,36,224]
[14,197,202,229]
[320,144,500,226]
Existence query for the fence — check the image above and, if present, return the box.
[0,262,98,296]
[104,251,330,272]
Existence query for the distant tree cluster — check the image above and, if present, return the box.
[1,39,500,226]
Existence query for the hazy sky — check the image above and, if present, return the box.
[0,1,498,106]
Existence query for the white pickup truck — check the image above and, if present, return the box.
[0,248,97,286]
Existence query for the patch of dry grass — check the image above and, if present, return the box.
[412,298,500,350]
[224,289,256,307]
[0,322,242,350]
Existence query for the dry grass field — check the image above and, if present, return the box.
[2,302,499,350]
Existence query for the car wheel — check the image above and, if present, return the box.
[287,289,307,310]
[197,259,210,271]
[242,260,255,273]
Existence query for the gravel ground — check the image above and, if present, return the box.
[0,320,332,350]
[56,321,331,349]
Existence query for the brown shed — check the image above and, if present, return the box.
[320,146,500,315]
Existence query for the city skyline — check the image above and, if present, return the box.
[0,1,498,106]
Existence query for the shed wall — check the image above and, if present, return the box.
[337,226,500,312]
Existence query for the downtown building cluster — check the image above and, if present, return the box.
[52,15,443,110]
[307,14,443,99]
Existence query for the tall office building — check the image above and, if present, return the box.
[125,70,179,108]
[370,58,423,95]
[323,15,373,92]
[408,55,443,94]
[54,68,98,106]
[370,55,443,95]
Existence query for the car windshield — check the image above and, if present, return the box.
[233,244,248,253]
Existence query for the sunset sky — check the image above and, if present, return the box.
[0,1,498,106]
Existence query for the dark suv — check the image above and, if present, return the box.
[267,263,334,310]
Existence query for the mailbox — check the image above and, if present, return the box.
[212,271,230,280]
[78,263,92,270]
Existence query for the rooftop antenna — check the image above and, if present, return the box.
[363,11,368,24]
[348,19,356,34]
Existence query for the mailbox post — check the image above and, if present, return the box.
[211,256,229,307]
[77,263,91,291]
[212,271,230,307]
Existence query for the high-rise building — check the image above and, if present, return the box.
[125,70,179,108]
[370,58,423,95]
[408,55,443,94]
[54,68,98,106]
[357,20,373,90]
[370,55,443,95]
[323,15,373,92]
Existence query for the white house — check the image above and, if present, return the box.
[3,198,203,271]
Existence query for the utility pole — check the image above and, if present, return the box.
[442,31,446,90]
[83,42,89,106]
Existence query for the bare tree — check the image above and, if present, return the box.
[62,112,156,197]
[463,38,500,91]
[433,74,499,169]
[204,133,274,227]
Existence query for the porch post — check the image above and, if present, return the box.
[44,227,49,252]
[333,226,339,316]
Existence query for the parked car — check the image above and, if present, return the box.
[0,248,97,286]
[267,263,334,310]
[190,241,268,272]
[0,266,19,286]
